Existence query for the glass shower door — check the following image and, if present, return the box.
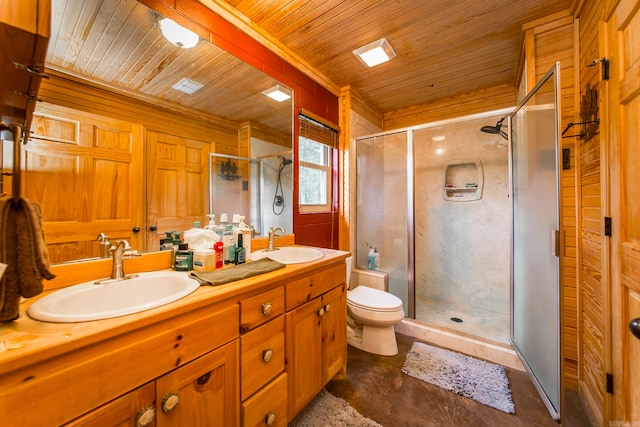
[511,63,562,420]
[355,132,412,315]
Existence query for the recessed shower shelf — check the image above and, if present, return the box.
[443,159,483,201]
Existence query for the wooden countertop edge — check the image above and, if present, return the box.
[0,247,350,374]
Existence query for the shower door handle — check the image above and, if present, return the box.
[551,229,560,257]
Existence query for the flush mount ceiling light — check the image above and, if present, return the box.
[353,37,397,67]
[159,17,199,49]
[262,85,291,102]
[172,78,204,94]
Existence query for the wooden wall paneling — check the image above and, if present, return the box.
[574,1,609,423]
[338,87,351,253]
[382,84,516,131]
[530,13,579,391]
[38,73,240,147]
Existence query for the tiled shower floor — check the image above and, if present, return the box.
[415,296,511,344]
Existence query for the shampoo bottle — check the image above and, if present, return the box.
[367,247,375,270]
[373,247,380,269]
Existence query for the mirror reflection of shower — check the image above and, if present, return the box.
[256,150,293,233]
[209,148,292,237]
[273,156,292,215]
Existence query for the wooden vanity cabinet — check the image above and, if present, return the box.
[285,264,347,420]
[239,286,288,427]
[66,340,239,427]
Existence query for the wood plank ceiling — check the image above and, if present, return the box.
[223,0,574,113]
[46,0,574,130]
[45,0,292,134]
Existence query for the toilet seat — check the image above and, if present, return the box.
[347,286,403,312]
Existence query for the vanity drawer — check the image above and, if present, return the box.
[285,263,346,311]
[240,286,285,333]
[241,315,285,400]
[242,373,288,427]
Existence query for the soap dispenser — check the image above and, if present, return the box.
[97,233,112,258]
[205,214,217,230]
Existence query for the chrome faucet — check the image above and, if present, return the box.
[267,227,285,251]
[95,240,139,284]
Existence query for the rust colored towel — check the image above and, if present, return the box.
[0,197,55,322]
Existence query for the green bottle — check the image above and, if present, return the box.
[235,233,246,265]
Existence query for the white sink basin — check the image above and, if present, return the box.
[250,246,324,264]
[28,271,200,323]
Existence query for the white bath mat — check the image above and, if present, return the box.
[401,341,515,414]
[289,389,382,427]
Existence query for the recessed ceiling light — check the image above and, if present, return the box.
[159,17,199,49]
[262,85,291,102]
[172,78,204,94]
[432,136,446,142]
[353,38,396,67]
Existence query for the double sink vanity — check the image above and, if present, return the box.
[0,245,349,426]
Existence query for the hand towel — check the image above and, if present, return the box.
[0,196,56,322]
[189,258,285,286]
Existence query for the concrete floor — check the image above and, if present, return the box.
[325,333,591,426]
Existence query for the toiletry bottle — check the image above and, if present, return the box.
[214,241,224,269]
[235,233,246,264]
[222,224,234,264]
[219,213,229,229]
[373,247,380,269]
[367,247,375,270]
[174,243,193,271]
[236,216,252,257]
[205,214,217,230]
[228,234,237,265]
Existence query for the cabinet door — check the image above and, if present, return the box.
[320,284,347,384]
[155,340,239,427]
[285,298,322,419]
[64,382,155,427]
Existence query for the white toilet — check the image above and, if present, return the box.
[346,258,405,356]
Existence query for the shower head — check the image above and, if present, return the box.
[480,117,508,140]
[279,156,292,166]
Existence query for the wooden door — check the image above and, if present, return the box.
[26,103,144,263]
[285,298,322,420]
[155,340,239,427]
[606,0,640,423]
[64,382,155,427]
[320,285,347,384]
[146,130,211,250]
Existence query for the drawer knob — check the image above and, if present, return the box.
[135,406,156,427]
[262,348,274,362]
[161,392,180,413]
[262,302,273,316]
[264,411,276,426]
[317,307,325,317]
[324,303,331,313]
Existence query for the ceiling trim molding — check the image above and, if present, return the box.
[196,0,341,96]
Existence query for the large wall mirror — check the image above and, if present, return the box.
[23,0,293,264]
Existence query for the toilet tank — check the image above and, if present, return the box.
[351,268,388,292]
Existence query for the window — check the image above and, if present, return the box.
[298,113,338,213]
[299,137,332,211]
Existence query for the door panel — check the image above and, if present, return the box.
[146,131,211,250]
[607,0,640,421]
[26,103,144,263]
[510,63,562,419]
